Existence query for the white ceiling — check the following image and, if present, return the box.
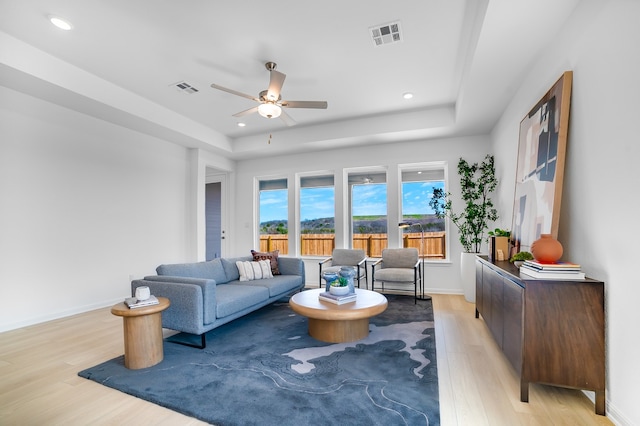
[0,0,580,160]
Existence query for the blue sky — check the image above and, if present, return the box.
[301,187,335,221]
[402,181,444,215]
[352,184,386,216]
[260,181,444,222]
[259,190,288,222]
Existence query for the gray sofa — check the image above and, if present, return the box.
[131,256,305,348]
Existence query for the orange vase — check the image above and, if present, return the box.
[531,234,563,263]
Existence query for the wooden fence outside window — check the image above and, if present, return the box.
[260,232,446,259]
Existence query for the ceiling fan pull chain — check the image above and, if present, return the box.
[268,133,272,144]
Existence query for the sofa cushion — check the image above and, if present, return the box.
[215,284,270,318]
[236,260,273,281]
[221,257,246,281]
[375,268,415,283]
[156,258,229,284]
[251,250,280,275]
[239,275,303,297]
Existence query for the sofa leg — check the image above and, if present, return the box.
[168,333,206,349]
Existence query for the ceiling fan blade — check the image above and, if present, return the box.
[266,70,286,101]
[211,84,259,102]
[281,100,328,109]
[232,106,259,117]
[279,109,297,127]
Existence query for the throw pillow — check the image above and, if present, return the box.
[236,260,273,281]
[251,249,280,275]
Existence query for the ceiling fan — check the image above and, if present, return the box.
[210,61,327,126]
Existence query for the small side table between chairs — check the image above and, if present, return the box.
[111,297,170,369]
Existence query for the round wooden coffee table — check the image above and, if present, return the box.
[289,288,387,343]
[111,297,170,369]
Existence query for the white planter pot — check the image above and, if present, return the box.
[329,285,350,296]
[460,252,478,303]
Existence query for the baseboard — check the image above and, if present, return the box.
[582,390,629,426]
[0,297,123,333]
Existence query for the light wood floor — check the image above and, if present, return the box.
[0,294,613,426]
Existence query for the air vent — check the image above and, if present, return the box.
[369,21,402,47]
[171,81,199,94]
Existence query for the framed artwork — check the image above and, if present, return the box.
[511,71,573,255]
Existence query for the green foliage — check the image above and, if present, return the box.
[488,228,510,237]
[429,155,499,253]
[260,222,289,234]
[510,251,533,262]
[330,277,349,287]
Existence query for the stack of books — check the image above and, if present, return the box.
[125,295,160,308]
[520,260,585,280]
[318,291,357,305]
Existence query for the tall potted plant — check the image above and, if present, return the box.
[429,155,498,302]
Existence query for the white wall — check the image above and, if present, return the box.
[233,135,491,294]
[491,1,639,424]
[0,86,193,332]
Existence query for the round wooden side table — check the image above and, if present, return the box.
[111,297,170,369]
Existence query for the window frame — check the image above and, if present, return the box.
[298,172,336,257]
[346,167,388,257]
[256,176,289,255]
[398,161,450,263]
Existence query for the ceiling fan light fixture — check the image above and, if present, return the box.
[258,103,281,119]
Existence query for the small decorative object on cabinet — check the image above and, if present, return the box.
[530,233,563,263]
[475,256,605,415]
[488,228,510,261]
[509,251,533,268]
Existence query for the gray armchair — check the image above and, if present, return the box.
[318,249,368,289]
[371,248,420,303]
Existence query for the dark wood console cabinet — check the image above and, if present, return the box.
[475,256,605,415]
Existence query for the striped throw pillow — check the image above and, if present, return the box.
[236,260,273,281]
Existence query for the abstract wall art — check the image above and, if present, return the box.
[511,71,573,254]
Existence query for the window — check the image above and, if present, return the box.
[400,167,446,260]
[348,172,387,257]
[255,164,447,259]
[258,178,288,254]
[300,175,335,256]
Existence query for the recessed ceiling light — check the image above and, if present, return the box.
[403,92,414,100]
[237,122,246,127]
[49,15,73,31]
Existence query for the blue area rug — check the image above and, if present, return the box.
[79,294,439,425]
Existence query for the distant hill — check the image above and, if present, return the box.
[261,215,444,234]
